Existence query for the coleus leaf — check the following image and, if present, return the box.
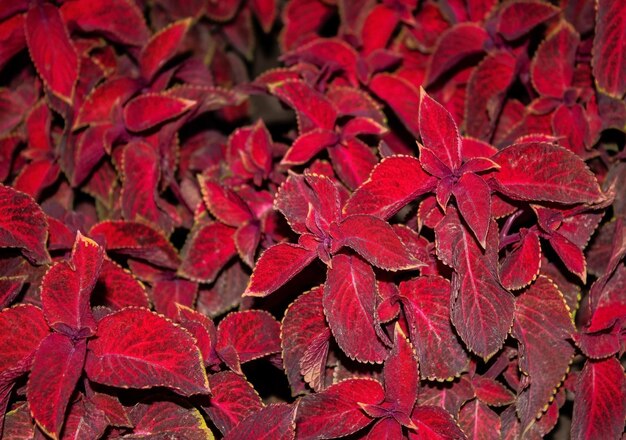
[472,377,515,406]
[123,94,196,132]
[73,77,139,129]
[85,308,210,397]
[417,375,475,420]
[496,0,560,41]
[269,79,337,132]
[295,378,385,439]
[61,397,108,440]
[281,286,330,395]
[244,243,317,297]
[152,279,197,319]
[25,3,78,103]
[344,155,436,219]
[419,88,461,171]
[41,232,103,337]
[368,73,422,137]
[363,418,403,440]
[492,142,604,204]
[0,184,50,264]
[0,304,49,383]
[139,18,193,82]
[199,177,253,226]
[176,305,219,368]
[592,0,626,98]
[383,324,419,415]
[90,220,181,270]
[458,399,500,440]
[0,275,26,309]
[204,371,263,435]
[225,404,296,440]
[400,276,469,380]
[330,215,423,271]
[94,259,150,310]
[178,221,237,283]
[451,173,492,248]
[512,276,575,428]
[571,357,626,440]
[216,310,281,364]
[60,0,150,47]
[500,228,542,290]
[323,254,388,363]
[408,405,467,439]
[0,14,26,71]
[128,400,214,439]
[327,137,378,190]
[27,334,86,440]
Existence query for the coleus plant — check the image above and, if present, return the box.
[0,0,625,439]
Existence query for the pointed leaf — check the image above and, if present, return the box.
[496,0,560,41]
[269,80,337,131]
[369,73,421,137]
[85,308,210,396]
[492,142,604,204]
[282,286,330,395]
[458,400,501,440]
[25,3,78,103]
[344,155,436,219]
[152,279,198,319]
[400,276,469,380]
[225,404,296,440]
[549,233,587,282]
[203,371,263,435]
[571,357,626,440]
[199,177,253,226]
[419,90,461,170]
[123,94,195,132]
[244,243,316,297]
[27,334,86,439]
[296,378,385,440]
[128,400,214,439]
[178,221,237,283]
[452,173,491,247]
[472,377,515,406]
[42,233,103,337]
[94,259,149,310]
[409,406,467,440]
[216,310,281,363]
[592,0,626,98]
[0,184,50,264]
[512,276,575,428]
[323,254,388,363]
[73,77,138,129]
[384,325,419,414]
[140,18,192,81]
[328,137,378,190]
[500,228,542,290]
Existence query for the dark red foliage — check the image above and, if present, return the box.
[0,0,624,439]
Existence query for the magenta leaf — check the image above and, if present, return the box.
[85,308,210,396]
[216,310,281,364]
[419,89,461,171]
[25,3,78,103]
[571,357,626,440]
[472,377,515,406]
[295,378,385,439]
[323,254,388,363]
[27,334,86,439]
[593,0,626,98]
[41,232,103,337]
[459,399,500,440]
[451,173,491,247]
[204,371,263,435]
[369,73,422,137]
[512,276,575,428]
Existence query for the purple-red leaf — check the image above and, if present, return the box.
[139,18,192,81]
[199,177,253,226]
[216,310,281,364]
[384,324,419,415]
[85,308,210,397]
[128,400,212,439]
[458,399,500,440]
[296,378,385,440]
[496,0,560,41]
[25,3,78,103]
[225,404,296,440]
[500,228,542,290]
[408,405,467,439]
[452,173,491,247]
[419,90,461,171]
[592,0,626,98]
[244,243,316,297]
[323,254,388,363]
[369,73,421,137]
[94,259,149,310]
[269,80,337,132]
[123,94,195,132]
[27,334,86,440]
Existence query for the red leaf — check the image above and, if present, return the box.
[199,177,253,226]
[437,209,514,358]
[25,3,78,103]
[0,184,50,264]
[323,254,388,363]
[41,232,103,336]
[417,375,475,417]
[27,334,86,439]
[571,357,626,440]
[206,0,240,22]
[250,0,277,33]
[384,325,418,415]
[60,0,149,46]
[2,403,35,439]
[282,129,338,165]
[496,0,560,41]
[329,137,378,190]
[400,276,469,380]
[244,243,316,297]
[176,305,218,367]
[234,221,261,267]
[128,400,212,439]
[425,23,488,87]
[344,156,437,219]
[500,228,542,290]
[363,418,402,440]
[123,94,195,132]
[331,214,423,271]
[296,378,385,440]
[178,221,237,284]
[492,143,604,204]
[0,275,26,309]
[61,397,108,440]
[281,286,330,395]
[369,73,421,137]
[225,404,296,440]
[472,377,515,406]
[140,18,192,81]
[85,308,210,396]
[452,173,491,247]
[152,279,198,319]
[0,14,26,71]
[408,405,466,440]
[216,310,281,363]
[419,90,461,171]
[458,400,501,440]
[203,371,263,435]
[94,259,149,310]
[90,220,181,270]
[531,21,579,99]
[592,0,626,98]
[0,304,49,382]
[512,276,575,428]
[73,77,138,129]
[464,51,517,140]
[269,79,337,132]
[549,233,587,283]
